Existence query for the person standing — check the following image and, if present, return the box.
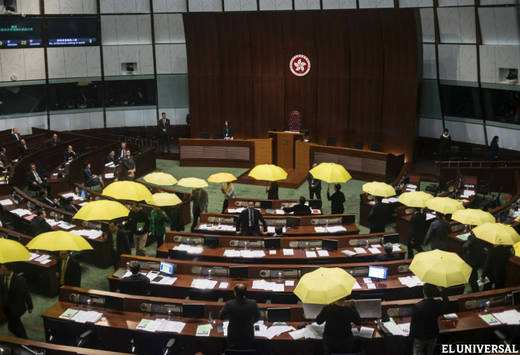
[107,222,131,270]
[122,150,136,180]
[219,284,260,350]
[482,244,512,290]
[117,142,127,162]
[0,265,33,338]
[128,204,149,256]
[409,283,449,355]
[266,181,279,200]
[316,297,361,354]
[150,206,171,251]
[424,213,450,251]
[158,112,170,153]
[57,251,82,287]
[221,182,235,213]
[18,139,29,157]
[11,128,22,142]
[63,145,77,162]
[283,196,311,216]
[367,196,387,233]
[462,234,488,292]
[190,188,208,232]
[407,208,427,259]
[490,136,500,161]
[438,128,451,161]
[223,120,233,140]
[307,163,322,200]
[236,202,267,236]
[326,184,346,214]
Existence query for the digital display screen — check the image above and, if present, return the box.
[159,261,175,276]
[0,17,43,48]
[368,266,388,280]
[46,16,98,46]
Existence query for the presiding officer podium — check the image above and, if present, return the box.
[268,131,304,170]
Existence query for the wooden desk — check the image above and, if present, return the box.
[228,197,322,210]
[179,138,271,168]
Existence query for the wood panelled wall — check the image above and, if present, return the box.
[184,9,421,161]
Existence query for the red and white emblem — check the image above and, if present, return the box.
[289,54,311,77]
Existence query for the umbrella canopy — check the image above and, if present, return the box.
[398,191,434,208]
[146,192,182,207]
[26,231,93,252]
[425,197,464,215]
[177,177,209,188]
[514,242,520,257]
[73,200,129,221]
[293,267,356,305]
[0,239,31,264]
[472,222,520,245]
[409,249,472,288]
[452,209,495,226]
[308,163,352,183]
[103,181,152,201]
[207,172,237,183]
[143,172,177,186]
[248,164,288,182]
[362,182,396,198]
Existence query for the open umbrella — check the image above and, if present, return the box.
[514,242,520,257]
[398,191,434,208]
[103,181,152,201]
[472,222,520,245]
[0,239,31,264]
[425,197,464,215]
[452,209,495,226]
[73,200,129,221]
[248,164,287,182]
[26,231,93,252]
[409,249,471,288]
[143,172,177,186]
[362,182,396,197]
[207,172,237,183]
[293,267,356,305]
[177,177,208,188]
[308,163,352,183]
[146,192,182,207]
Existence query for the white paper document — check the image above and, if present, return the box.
[317,250,329,257]
[0,199,13,206]
[70,310,103,324]
[354,247,366,254]
[305,251,317,258]
[265,325,295,340]
[314,226,326,233]
[191,279,217,290]
[283,248,294,256]
[104,173,115,179]
[10,208,32,217]
[352,326,375,338]
[342,250,357,256]
[57,221,76,230]
[326,225,346,233]
[71,229,103,239]
[173,244,203,254]
[368,247,381,254]
[223,249,241,257]
[267,226,286,234]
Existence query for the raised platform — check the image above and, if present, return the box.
[236,168,308,189]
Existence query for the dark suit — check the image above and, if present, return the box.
[64,150,77,162]
[462,235,488,292]
[490,140,500,161]
[27,169,48,192]
[122,157,136,180]
[307,173,322,200]
[0,152,9,166]
[0,272,33,338]
[220,297,260,349]
[283,203,311,216]
[11,133,22,142]
[158,118,170,153]
[483,245,511,290]
[30,216,53,236]
[424,218,450,251]
[439,134,451,160]
[120,273,150,296]
[267,183,278,200]
[223,126,233,139]
[105,154,117,165]
[407,211,427,258]
[46,138,61,147]
[327,191,345,214]
[190,189,208,232]
[368,202,387,233]
[236,208,267,236]
[38,196,57,208]
[316,302,361,354]
[410,291,449,345]
[18,144,29,157]
[58,256,82,287]
[108,228,131,269]
[116,148,127,161]
[84,167,100,187]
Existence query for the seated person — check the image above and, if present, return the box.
[0,160,5,174]
[0,146,10,168]
[30,209,53,236]
[11,128,23,142]
[38,190,58,208]
[84,162,103,188]
[375,243,400,261]
[63,145,77,162]
[46,133,61,147]
[27,163,49,193]
[60,197,78,215]
[119,261,150,296]
[236,201,267,236]
[223,120,233,140]
[283,196,312,216]
[122,150,136,180]
[18,139,29,157]
[105,150,117,165]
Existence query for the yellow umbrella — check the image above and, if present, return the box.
[409,250,471,288]
[398,191,434,208]
[472,222,520,245]
[143,172,177,186]
[452,209,495,226]
[425,197,464,215]
[73,200,129,221]
[514,242,520,257]
[0,239,31,264]
[207,172,237,183]
[309,163,352,183]
[362,181,396,197]
[26,231,93,252]
[146,192,182,207]
[177,177,208,188]
[248,164,288,182]
[103,181,152,201]
[293,267,356,305]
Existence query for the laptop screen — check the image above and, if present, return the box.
[159,261,175,276]
[368,266,387,280]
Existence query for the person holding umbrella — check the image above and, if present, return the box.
[150,205,171,251]
[266,181,279,200]
[326,184,346,214]
[424,213,450,251]
[58,251,82,287]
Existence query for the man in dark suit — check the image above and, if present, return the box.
[45,133,61,147]
[122,149,136,180]
[220,284,260,350]
[236,202,267,236]
[407,208,427,258]
[105,150,117,165]
[27,163,49,194]
[117,142,128,162]
[283,196,311,216]
[0,265,33,338]
[63,145,77,162]
[482,244,512,290]
[0,146,10,168]
[107,222,131,270]
[119,261,150,296]
[190,188,208,232]
[424,213,450,251]
[462,234,488,292]
[11,128,22,142]
[38,190,58,208]
[158,112,170,153]
[307,163,322,200]
[61,197,78,214]
[18,139,29,157]
[57,251,81,287]
[367,197,387,233]
[30,209,53,236]
[83,162,103,188]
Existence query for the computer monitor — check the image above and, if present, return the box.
[168,249,187,260]
[512,290,520,305]
[341,214,355,224]
[355,299,382,319]
[104,295,125,312]
[260,200,273,209]
[267,307,291,323]
[286,217,300,228]
[204,236,219,248]
[322,239,338,251]
[229,266,248,279]
[182,303,205,318]
[264,237,281,249]
[159,261,175,276]
[368,266,388,280]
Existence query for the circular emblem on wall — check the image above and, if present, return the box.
[289,54,311,77]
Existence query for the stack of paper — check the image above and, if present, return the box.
[265,325,296,339]
[10,208,32,217]
[352,326,375,338]
[398,276,425,288]
[34,254,51,264]
[284,280,295,287]
[45,218,60,227]
[57,221,76,230]
[426,213,436,221]
[354,247,366,254]
[0,199,13,206]
[326,225,347,233]
[392,243,401,252]
[353,281,362,290]
[29,253,39,261]
[104,173,115,179]
[62,192,84,201]
[196,324,212,336]
[70,310,103,324]
[216,225,236,232]
[342,250,357,256]
[275,209,285,215]
[382,197,399,204]
[460,190,476,198]
[283,249,294,256]
[289,322,324,340]
[240,250,265,258]
[368,247,381,254]
[173,244,204,254]
[136,319,161,332]
[314,226,326,233]
[317,250,329,257]
[71,229,103,239]
[227,208,245,213]
[137,319,186,333]
[191,279,217,290]
[492,310,520,325]
[456,232,471,241]
[223,249,241,257]
[219,282,229,289]
[267,226,286,234]
[251,279,284,292]
[479,314,501,326]
[146,272,177,285]
[382,320,410,336]
[305,251,317,258]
